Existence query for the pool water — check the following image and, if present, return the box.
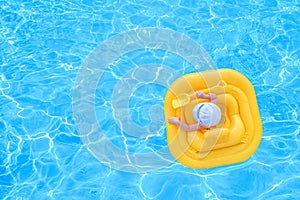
[1,0,300,199]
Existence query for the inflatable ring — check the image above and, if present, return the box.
[164,69,262,168]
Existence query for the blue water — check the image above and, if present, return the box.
[1,0,300,199]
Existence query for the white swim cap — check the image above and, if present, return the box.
[192,103,221,127]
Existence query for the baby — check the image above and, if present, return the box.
[168,91,221,131]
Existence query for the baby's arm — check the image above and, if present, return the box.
[195,91,218,104]
[168,117,201,132]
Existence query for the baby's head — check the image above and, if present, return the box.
[192,103,221,127]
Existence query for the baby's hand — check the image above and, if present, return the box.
[168,117,180,125]
[195,91,205,98]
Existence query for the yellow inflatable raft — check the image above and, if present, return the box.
[164,69,262,168]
